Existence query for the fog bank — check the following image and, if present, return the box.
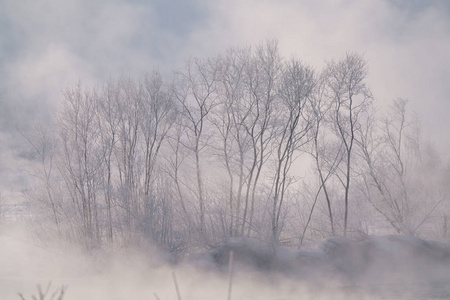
[2,224,450,299]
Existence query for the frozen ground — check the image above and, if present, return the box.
[1,226,450,299]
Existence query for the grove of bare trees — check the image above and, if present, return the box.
[25,41,450,252]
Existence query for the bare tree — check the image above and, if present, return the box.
[137,73,176,245]
[325,53,373,236]
[110,77,144,239]
[96,80,122,243]
[57,84,104,248]
[140,73,175,197]
[302,75,343,238]
[271,58,315,242]
[166,119,193,240]
[357,99,445,235]
[174,57,218,236]
[22,124,61,233]
[213,46,253,237]
[243,40,281,237]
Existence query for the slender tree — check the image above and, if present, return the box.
[271,58,315,242]
[304,75,343,236]
[58,84,104,247]
[174,57,218,236]
[325,53,373,236]
[244,40,281,237]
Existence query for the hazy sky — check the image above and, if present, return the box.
[1,0,450,193]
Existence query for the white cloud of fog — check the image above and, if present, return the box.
[2,225,450,299]
[1,0,449,193]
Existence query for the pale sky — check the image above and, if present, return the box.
[1,0,450,193]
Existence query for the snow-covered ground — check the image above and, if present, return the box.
[2,226,450,300]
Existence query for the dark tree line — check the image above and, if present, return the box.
[25,41,450,252]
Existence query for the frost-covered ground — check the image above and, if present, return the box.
[2,225,450,299]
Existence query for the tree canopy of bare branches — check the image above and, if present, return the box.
[25,41,450,252]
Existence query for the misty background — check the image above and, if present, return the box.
[1,0,450,200]
[2,1,450,299]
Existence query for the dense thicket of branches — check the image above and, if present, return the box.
[25,41,450,252]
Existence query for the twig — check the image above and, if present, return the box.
[50,285,67,300]
[227,250,234,300]
[172,271,182,300]
[17,282,67,300]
